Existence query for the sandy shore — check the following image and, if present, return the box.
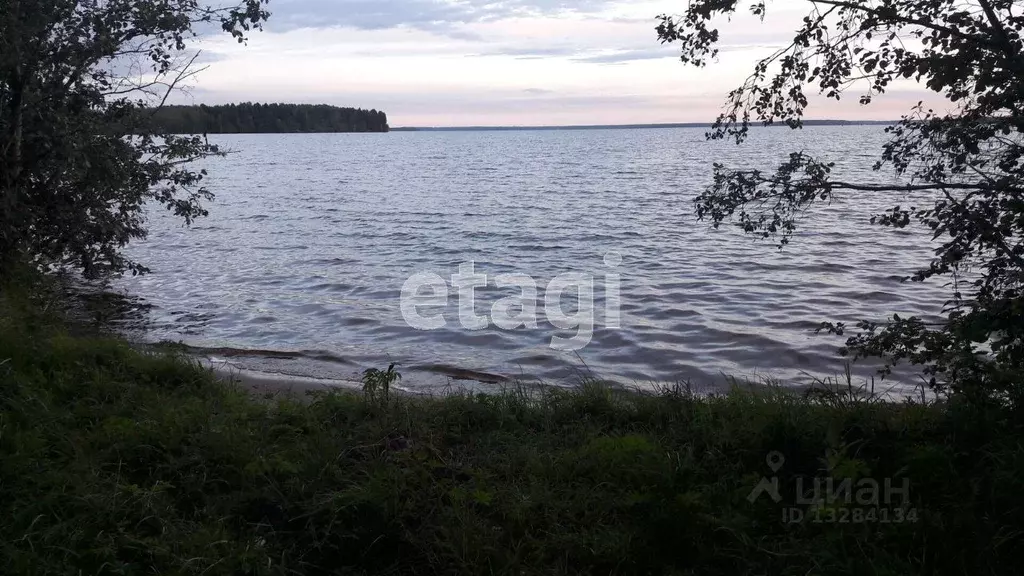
[205,359,364,402]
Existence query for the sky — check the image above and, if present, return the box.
[179,0,949,127]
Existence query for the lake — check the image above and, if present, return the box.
[120,126,944,392]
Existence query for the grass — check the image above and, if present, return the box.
[2,283,1024,575]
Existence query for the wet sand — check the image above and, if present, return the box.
[205,359,363,402]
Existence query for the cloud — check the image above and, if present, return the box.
[572,47,677,64]
[267,0,622,34]
[194,50,231,64]
[179,0,952,127]
[470,45,579,59]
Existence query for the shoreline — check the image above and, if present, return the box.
[205,359,362,400]
[159,341,520,395]
[191,347,889,402]
[3,289,1020,575]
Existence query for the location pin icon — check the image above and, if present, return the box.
[766,451,785,473]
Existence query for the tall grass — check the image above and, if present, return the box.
[1,285,1023,574]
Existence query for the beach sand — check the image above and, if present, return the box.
[205,360,363,402]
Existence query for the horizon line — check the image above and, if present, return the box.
[389,119,896,131]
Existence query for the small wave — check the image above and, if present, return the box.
[412,363,509,384]
[254,245,309,251]
[506,244,568,252]
[308,282,354,292]
[177,344,355,366]
[172,311,215,323]
[308,257,357,266]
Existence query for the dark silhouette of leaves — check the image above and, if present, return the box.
[660,0,1024,396]
[0,0,271,277]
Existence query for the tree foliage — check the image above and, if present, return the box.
[0,0,270,277]
[658,0,1024,397]
[152,102,390,134]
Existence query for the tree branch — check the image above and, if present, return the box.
[809,0,1001,49]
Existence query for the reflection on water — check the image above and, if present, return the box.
[60,277,153,337]
[119,126,947,392]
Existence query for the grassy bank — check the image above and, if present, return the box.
[2,289,1023,574]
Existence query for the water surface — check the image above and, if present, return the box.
[122,126,944,392]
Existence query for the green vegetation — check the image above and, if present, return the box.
[150,103,390,134]
[4,1,1024,573]
[3,285,1023,575]
[361,362,403,405]
[1,0,270,276]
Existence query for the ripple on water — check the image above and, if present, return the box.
[122,127,948,393]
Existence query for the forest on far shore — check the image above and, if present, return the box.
[150,103,389,134]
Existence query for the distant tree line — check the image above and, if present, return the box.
[150,103,389,134]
